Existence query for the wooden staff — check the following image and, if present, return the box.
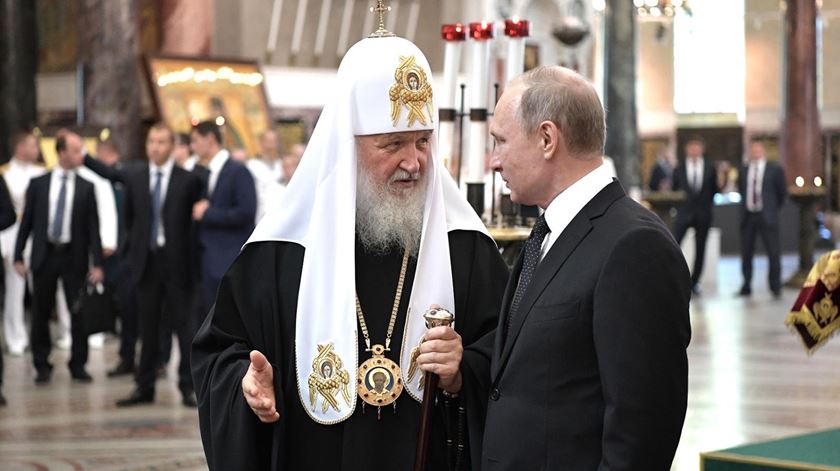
[413,308,455,471]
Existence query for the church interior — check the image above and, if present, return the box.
[2,0,840,470]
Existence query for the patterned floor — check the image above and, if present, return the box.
[1,255,839,470]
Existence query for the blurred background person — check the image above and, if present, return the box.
[1,131,46,357]
[737,139,787,298]
[672,137,726,296]
[649,148,677,192]
[189,121,256,314]
[14,131,104,384]
[83,123,202,407]
[0,176,21,405]
[247,130,284,222]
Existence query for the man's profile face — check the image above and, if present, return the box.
[190,131,213,160]
[355,130,431,197]
[146,128,174,166]
[489,86,546,206]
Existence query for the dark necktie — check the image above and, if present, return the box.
[506,215,550,339]
[52,173,68,242]
[150,170,163,249]
[751,164,761,211]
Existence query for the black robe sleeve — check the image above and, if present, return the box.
[192,242,297,470]
[448,230,510,470]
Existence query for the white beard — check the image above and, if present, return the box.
[356,168,425,256]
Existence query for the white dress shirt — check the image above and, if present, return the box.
[687,157,704,192]
[48,168,75,243]
[149,158,175,247]
[207,149,230,197]
[540,162,615,261]
[77,164,118,251]
[247,157,284,223]
[746,159,766,212]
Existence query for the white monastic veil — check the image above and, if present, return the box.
[246,36,488,425]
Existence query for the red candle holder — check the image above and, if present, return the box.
[442,24,467,42]
[504,18,530,38]
[469,21,495,41]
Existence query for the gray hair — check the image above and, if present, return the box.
[512,66,605,159]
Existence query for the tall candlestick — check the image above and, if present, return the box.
[466,21,493,183]
[439,24,466,172]
[504,18,530,83]
[465,21,494,217]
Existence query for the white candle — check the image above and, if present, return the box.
[465,21,493,184]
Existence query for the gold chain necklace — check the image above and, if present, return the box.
[356,249,409,419]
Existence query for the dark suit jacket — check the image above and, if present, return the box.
[199,157,256,280]
[84,156,203,288]
[672,158,720,224]
[0,178,17,237]
[14,172,103,275]
[737,161,787,225]
[482,181,691,471]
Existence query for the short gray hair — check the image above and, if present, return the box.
[513,66,605,159]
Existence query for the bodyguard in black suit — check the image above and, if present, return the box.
[483,66,690,470]
[672,137,722,295]
[0,177,19,405]
[189,121,256,311]
[737,140,787,297]
[14,132,104,383]
[83,124,203,407]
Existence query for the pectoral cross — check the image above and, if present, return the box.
[369,0,395,38]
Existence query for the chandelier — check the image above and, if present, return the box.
[634,0,692,17]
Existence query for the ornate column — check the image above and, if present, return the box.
[603,0,640,192]
[782,0,822,287]
[78,0,142,160]
[0,0,37,160]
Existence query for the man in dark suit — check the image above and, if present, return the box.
[83,123,203,407]
[737,139,787,298]
[483,66,691,470]
[14,131,104,384]
[0,177,19,405]
[189,121,256,311]
[672,136,722,295]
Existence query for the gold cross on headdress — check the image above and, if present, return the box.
[369,0,396,38]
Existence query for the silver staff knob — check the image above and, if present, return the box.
[423,307,454,329]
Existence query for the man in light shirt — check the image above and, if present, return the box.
[14,131,104,384]
[482,66,690,470]
[189,121,256,312]
[1,131,46,356]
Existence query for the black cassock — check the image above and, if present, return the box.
[192,230,509,470]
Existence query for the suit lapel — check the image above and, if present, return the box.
[70,174,84,233]
[491,181,626,383]
[211,160,232,203]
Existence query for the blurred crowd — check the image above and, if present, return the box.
[0,122,303,407]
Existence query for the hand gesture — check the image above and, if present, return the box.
[242,350,280,423]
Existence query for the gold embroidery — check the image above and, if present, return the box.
[407,340,425,389]
[389,55,434,128]
[308,343,352,413]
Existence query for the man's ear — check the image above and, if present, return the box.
[539,121,560,160]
